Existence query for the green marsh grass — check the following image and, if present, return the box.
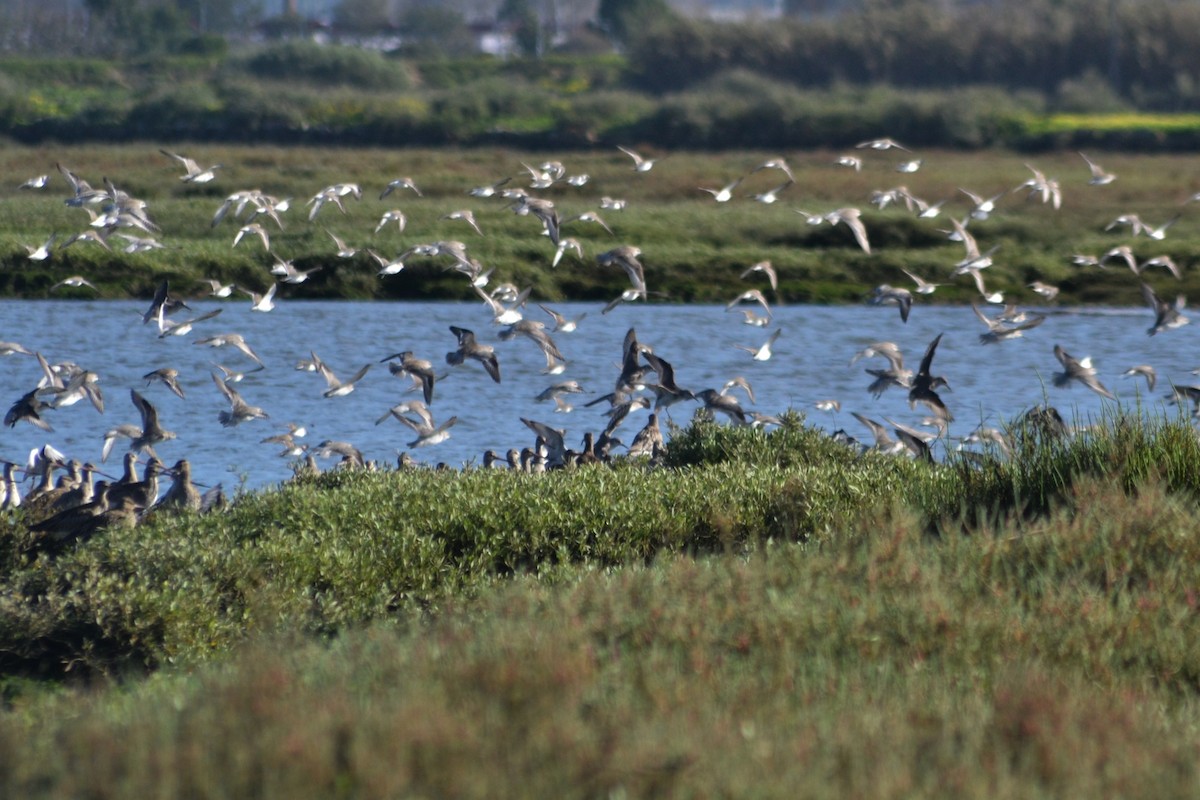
[2,146,1200,306]
[3,445,1200,796]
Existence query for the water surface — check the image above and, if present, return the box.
[1,298,1192,492]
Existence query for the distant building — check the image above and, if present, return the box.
[670,0,785,21]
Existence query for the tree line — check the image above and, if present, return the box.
[4,0,1200,149]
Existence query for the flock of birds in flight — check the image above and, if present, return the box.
[3,138,1199,548]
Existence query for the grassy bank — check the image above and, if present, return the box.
[1,413,1200,795]
[2,145,1200,307]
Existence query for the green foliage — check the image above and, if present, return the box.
[597,0,678,44]
[238,42,411,90]
[395,6,474,58]
[6,439,1200,795]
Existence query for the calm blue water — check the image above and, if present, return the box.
[0,298,1193,492]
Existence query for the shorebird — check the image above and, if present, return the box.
[142,279,189,325]
[695,388,748,425]
[538,304,586,334]
[19,174,49,189]
[441,209,484,236]
[886,417,936,461]
[396,413,458,449]
[1142,282,1188,336]
[380,351,437,405]
[895,158,922,174]
[380,177,421,199]
[211,189,285,228]
[868,285,912,323]
[856,137,909,151]
[600,196,627,211]
[143,368,186,399]
[642,350,695,411]
[972,304,1045,344]
[63,229,111,251]
[361,249,404,278]
[1053,344,1115,400]
[211,361,264,384]
[627,412,665,458]
[261,423,308,457]
[739,260,778,291]
[835,155,862,171]
[5,389,53,431]
[24,234,56,262]
[509,196,560,244]
[240,283,277,313]
[521,161,559,189]
[157,307,222,338]
[279,260,323,285]
[856,344,912,398]
[50,275,97,292]
[950,218,998,274]
[1145,215,1180,241]
[726,289,771,320]
[468,176,511,198]
[600,391,648,434]
[115,233,164,253]
[193,333,265,367]
[313,440,365,469]
[232,223,270,250]
[129,390,176,454]
[850,341,905,369]
[446,325,501,383]
[535,380,585,404]
[751,157,794,180]
[825,207,871,254]
[160,149,221,183]
[908,333,952,421]
[562,211,613,236]
[0,340,34,358]
[38,357,104,413]
[849,412,897,455]
[1028,281,1060,300]
[475,284,530,325]
[959,188,1006,220]
[201,278,234,298]
[212,371,270,426]
[1100,245,1139,274]
[376,400,434,429]
[1079,152,1116,185]
[968,268,1005,305]
[306,188,347,221]
[1018,163,1062,209]
[498,319,565,364]
[326,229,358,259]
[1169,386,1200,417]
[617,145,658,172]
[738,309,771,327]
[1122,365,1157,391]
[597,245,647,301]
[699,177,743,203]
[914,197,949,219]
[310,352,371,398]
[155,459,202,512]
[1140,255,1182,280]
[1105,214,1145,236]
[734,328,781,361]
[749,179,793,204]
[375,209,407,234]
[901,269,942,295]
